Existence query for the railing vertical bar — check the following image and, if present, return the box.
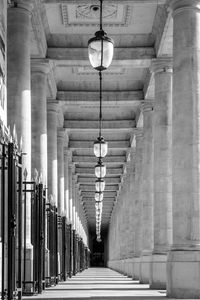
[1,144,5,300]
[17,154,22,300]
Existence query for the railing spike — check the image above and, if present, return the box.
[19,136,23,153]
[23,168,28,180]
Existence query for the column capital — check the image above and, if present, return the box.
[151,58,173,74]
[31,59,51,75]
[75,181,79,190]
[12,0,34,13]
[47,100,59,113]
[126,147,136,162]
[141,100,154,112]
[69,163,75,174]
[72,173,78,183]
[134,128,143,139]
[57,127,66,140]
[167,0,200,14]
[64,148,72,161]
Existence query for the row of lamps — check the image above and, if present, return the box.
[88,0,114,242]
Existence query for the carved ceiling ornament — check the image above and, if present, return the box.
[61,3,132,27]
[77,4,117,20]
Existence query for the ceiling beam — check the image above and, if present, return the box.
[80,185,119,191]
[76,167,123,175]
[70,140,130,150]
[83,197,115,202]
[47,47,155,66]
[44,0,165,4]
[82,191,116,197]
[78,177,121,184]
[84,204,114,208]
[65,120,135,130]
[73,156,126,163]
[57,91,144,102]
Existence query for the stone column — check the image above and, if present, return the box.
[68,163,74,275]
[31,61,49,184]
[126,149,135,277]
[7,1,34,291]
[64,149,70,222]
[72,176,77,230]
[57,128,65,279]
[31,60,50,284]
[149,58,173,289]
[57,128,65,215]
[68,163,74,224]
[119,183,126,272]
[140,101,154,284]
[75,183,79,233]
[133,129,143,279]
[117,193,123,270]
[167,1,200,298]
[47,101,58,206]
[122,174,128,264]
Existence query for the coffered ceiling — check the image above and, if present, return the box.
[30,0,172,234]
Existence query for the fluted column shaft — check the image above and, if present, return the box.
[57,128,65,279]
[127,149,135,259]
[140,102,154,284]
[64,150,70,222]
[7,2,34,291]
[47,102,58,206]
[72,176,76,230]
[133,130,143,279]
[167,1,200,298]
[123,174,130,261]
[68,164,74,224]
[7,2,33,244]
[31,62,49,184]
[150,59,173,289]
[57,128,65,215]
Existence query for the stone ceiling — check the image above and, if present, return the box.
[30,0,172,234]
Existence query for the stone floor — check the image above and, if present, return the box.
[22,268,192,300]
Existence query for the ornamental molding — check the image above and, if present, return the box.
[75,66,125,76]
[61,3,132,27]
[31,0,47,57]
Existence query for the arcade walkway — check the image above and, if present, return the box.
[23,268,167,300]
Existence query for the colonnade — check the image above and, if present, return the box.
[1,0,200,299]
[4,1,89,294]
[108,0,200,298]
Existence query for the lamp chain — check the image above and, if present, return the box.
[100,0,104,69]
[100,0,103,31]
[99,71,102,138]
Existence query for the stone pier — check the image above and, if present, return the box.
[167,0,200,298]
[150,58,173,289]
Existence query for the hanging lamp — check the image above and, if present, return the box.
[88,0,114,71]
[95,158,106,178]
[95,178,105,192]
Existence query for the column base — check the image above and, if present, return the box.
[133,256,140,280]
[167,250,200,298]
[149,253,167,289]
[57,252,61,281]
[139,252,151,284]
[23,243,34,294]
[124,258,134,277]
[45,248,50,286]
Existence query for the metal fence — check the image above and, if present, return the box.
[0,125,90,300]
